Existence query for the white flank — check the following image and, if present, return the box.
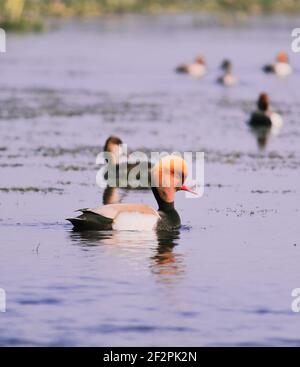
[270,113,283,136]
[223,74,237,86]
[188,64,206,77]
[112,212,158,231]
[274,63,292,77]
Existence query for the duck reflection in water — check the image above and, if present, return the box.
[69,230,185,284]
[150,230,185,283]
[250,125,272,151]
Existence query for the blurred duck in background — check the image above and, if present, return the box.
[101,136,152,204]
[248,93,283,150]
[175,55,206,78]
[103,135,124,164]
[217,59,238,86]
[102,186,120,205]
[263,51,292,77]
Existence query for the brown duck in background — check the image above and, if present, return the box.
[175,55,206,78]
[263,51,292,77]
[102,135,152,189]
[248,93,283,150]
[217,59,238,86]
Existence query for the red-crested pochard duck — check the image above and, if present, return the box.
[175,55,206,78]
[67,155,196,231]
[263,51,292,77]
[217,59,238,86]
[248,93,283,139]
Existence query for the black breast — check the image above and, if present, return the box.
[157,210,181,231]
[249,112,272,128]
[152,188,181,231]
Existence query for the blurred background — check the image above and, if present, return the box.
[1,0,300,31]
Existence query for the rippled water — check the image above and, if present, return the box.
[0,14,300,346]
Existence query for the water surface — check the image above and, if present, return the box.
[0,14,300,346]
